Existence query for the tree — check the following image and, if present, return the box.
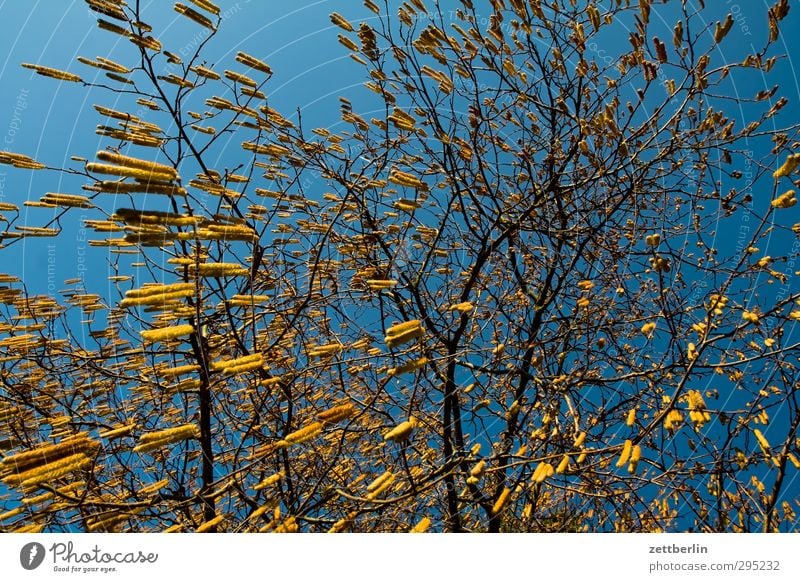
[0,0,798,533]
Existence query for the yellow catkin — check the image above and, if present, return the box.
[1,434,95,472]
[664,409,684,431]
[86,162,175,183]
[125,283,195,298]
[772,189,797,209]
[21,63,82,82]
[384,327,424,348]
[385,319,422,336]
[280,422,323,446]
[247,505,273,523]
[133,424,199,453]
[470,460,486,478]
[645,233,661,246]
[328,511,358,533]
[5,453,92,488]
[140,324,194,344]
[686,390,712,427]
[308,343,344,358]
[139,479,169,495]
[383,417,417,442]
[228,294,271,305]
[384,320,424,347]
[96,150,177,178]
[387,357,428,376]
[350,338,372,351]
[121,290,194,308]
[138,425,199,444]
[410,517,431,533]
[21,482,83,506]
[193,263,249,277]
[20,491,55,506]
[626,408,636,427]
[40,193,93,208]
[13,523,46,533]
[192,65,220,79]
[220,361,264,376]
[388,169,427,189]
[741,310,759,324]
[259,377,283,390]
[754,429,770,451]
[117,209,200,227]
[189,0,221,15]
[532,462,553,483]
[492,487,512,515]
[628,445,642,474]
[555,454,570,474]
[202,223,258,237]
[317,403,356,425]
[253,473,282,491]
[272,517,298,533]
[774,153,800,179]
[210,354,264,375]
[196,515,225,532]
[160,364,200,379]
[175,3,216,30]
[94,180,186,196]
[395,200,420,212]
[338,34,358,51]
[573,431,586,448]
[0,506,27,521]
[616,440,633,467]
[330,12,354,31]
[366,473,395,500]
[87,512,130,533]
[242,142,289,156]
[13,226,60,237]
[224,69,257,87]
[132,434,186,454]
[714,14,734,42]
[235,52,272,74]
[389,108,416,128]
[99,424,136,439]
[522,504,533,521]
[366,279,398,290]
[367,471,394,493]
[0,152,45,170]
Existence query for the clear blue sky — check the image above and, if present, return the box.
[0,1,798,295]
[0,0,370,295]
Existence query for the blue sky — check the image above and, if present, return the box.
[0,1,798,298]
[0,2,363,295]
